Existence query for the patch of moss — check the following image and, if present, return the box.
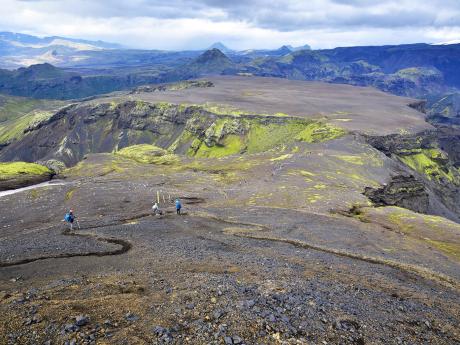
[116,144,180,165]
[194,134,245,158]
[0,162,52,179]
[334,152,383,167]
[307,193,322,203]
[200,103,292,118]
[386,209,418,234]
[187,118,327,158]
[333,155,365,165]
[202,103,248,116]
[167,108,346,159]
[184,158,256,177]
[313,183,327,190]
[169,130,195,153]
[65,189,75,201]
[425,239,460,261]
[153,102,176,113]
[300,170,315,177]
[398,148,458,183]
[295,122,346,143]
[270,154,293,162]
[29,189,40,199]
[246,120,305,153]
[0,110,54,144]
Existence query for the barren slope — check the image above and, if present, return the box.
[129,76,432,135]
[0,77,458,345]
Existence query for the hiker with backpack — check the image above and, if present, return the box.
[152,202,163,216]
[63,209,78,230]
[175,198,182,215]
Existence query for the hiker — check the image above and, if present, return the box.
[63,209,76,230]
[152,202,163,216]
[175,198,182,215]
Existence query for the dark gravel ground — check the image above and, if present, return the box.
[0,154,459,344]
[1,213,459,344]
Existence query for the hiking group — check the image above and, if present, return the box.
[62,198,182,230]
[152,198,182,216]
[64,197,183,230]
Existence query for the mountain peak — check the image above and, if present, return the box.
[195,48,230,64]
[188,48,235,74]
[15,63,70,79]
[207,42,232,53]
[277,45,294,54]
[285,44,312,51]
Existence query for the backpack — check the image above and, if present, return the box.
[65,213,74,222]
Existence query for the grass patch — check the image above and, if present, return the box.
[425,239,460,261]
[270,154,293,162]
[65,189,75,201]
[333,155,366,165]
[0,162,51,179]
[295,122,346,143]
[0,110,54,144]
[194,135,245,158]
[398,148,458,183]
[116,144,180,165]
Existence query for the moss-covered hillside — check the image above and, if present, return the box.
[0,100,346,165]
[0,161,53,191]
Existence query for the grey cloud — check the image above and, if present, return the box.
[11,0,460,31]
[208,1,460,31]
[2,0,460,50]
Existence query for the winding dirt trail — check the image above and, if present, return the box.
[2,208,459,291]
[0,212,155,268]
[194,211,460,290]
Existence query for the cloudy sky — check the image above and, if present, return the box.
[2,0,460,50]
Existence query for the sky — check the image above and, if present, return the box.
[2,0,460,50]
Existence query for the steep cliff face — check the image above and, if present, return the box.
[0,101,196,165]
[0,99,345,166]
[428,93,460,123]
[435,125,460,167]
[364,175,429,213]
[366,132,460,221]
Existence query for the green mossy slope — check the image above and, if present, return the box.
[187,116,346,158]
[398,148,460,184]
[0,161,53,191]
[116,144,180,165]
[0,162,52,178]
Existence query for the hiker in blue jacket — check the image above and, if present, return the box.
[63,209,76,230]
[175,199,182,215]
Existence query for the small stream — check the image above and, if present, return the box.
[0,180,66,198]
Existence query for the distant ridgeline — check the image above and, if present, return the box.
[0,42,458,101]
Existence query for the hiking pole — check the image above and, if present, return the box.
[76,219,81,230]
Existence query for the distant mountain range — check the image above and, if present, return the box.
[0,32,124,68]
[0,31,459,126]
[0,32,121,50]
[206,42,311,55]
[0,32,312,69]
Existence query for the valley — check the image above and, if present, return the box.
[0,76,459,344]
